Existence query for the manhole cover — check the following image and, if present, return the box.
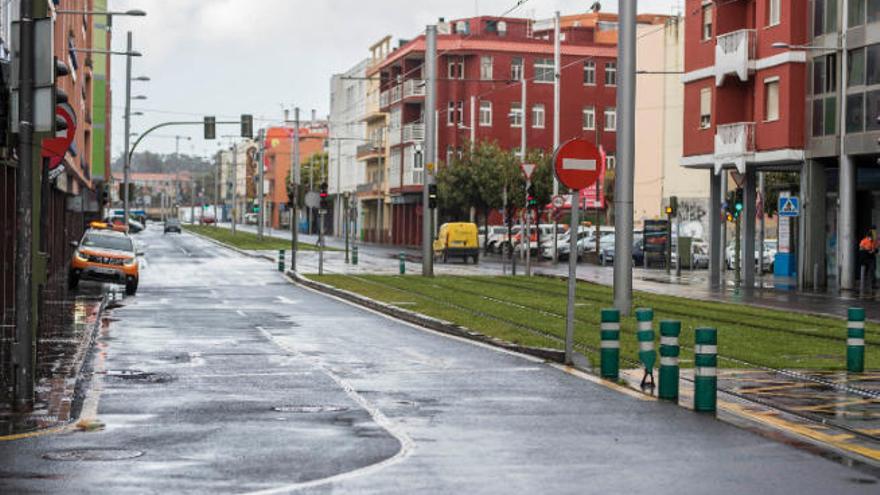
[105,370,173,383]
[272,405,349,413]
[43,449,144,461]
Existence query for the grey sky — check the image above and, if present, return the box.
[110,0,679,161]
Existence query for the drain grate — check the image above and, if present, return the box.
[105,369,173,383]
[43,449,144,461]
[272,405,349,413]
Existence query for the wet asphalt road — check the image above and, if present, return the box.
[1,225,878,494]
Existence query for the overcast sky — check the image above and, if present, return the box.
[109,0,680,160]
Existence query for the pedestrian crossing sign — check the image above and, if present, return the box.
[778,196,799,217]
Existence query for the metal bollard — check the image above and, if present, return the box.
[352,246,359,265]
[399,251,406,275]
[636,308,656,388]
[600,308,620,380]
[694,327,718,413]
[658,320,680,401]
[847,307,866,373]
[277,249,285,272]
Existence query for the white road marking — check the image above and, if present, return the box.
[237,310,248,317]
[247,326,414,494]
[275,295,299,305]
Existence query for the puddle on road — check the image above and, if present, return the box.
[104,369,174,384]
[273,405,350,413]
[43,448,144,461]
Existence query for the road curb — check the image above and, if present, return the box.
[286,270,566,364]
[183,227,276,262]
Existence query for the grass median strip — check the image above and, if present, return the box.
[185,225,324,251]
[313,274,879,371]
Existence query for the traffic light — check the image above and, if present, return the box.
[204,116,216,140]
[526,184,536,208]
[428,183,438,209]
[726,212,734,223]
[101,183,110,205]
[241,114,253,138]
[666,195,677,217]
[286,181,295,207]
[319,182,329,209]
[734,188,744,218]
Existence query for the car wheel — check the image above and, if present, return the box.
[68,272,79,290]
[442,250,448,264]
[599,254,606,266]
[125,279,138,296]
[473,254,479,264]
[462,255,468,264]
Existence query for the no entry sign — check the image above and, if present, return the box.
[553,138,603,190]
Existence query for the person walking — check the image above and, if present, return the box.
[858,228,876,291]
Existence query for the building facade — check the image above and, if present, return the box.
[90,0,111,184]
[219,138,255,224]
[373,15,620,246]
[329,60,369,237]
[263,123,328,230]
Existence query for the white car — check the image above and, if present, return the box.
[725,239,776,271]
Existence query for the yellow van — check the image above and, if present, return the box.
[433,222,479,264]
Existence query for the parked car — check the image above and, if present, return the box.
[244,213,258,225]
[69,228,141,295]
[481,225,508,251]
[164,218,182,234]
[433,222,479,263]
[105,215,144,234]
[726,239,776,271]
[200,215,216,225]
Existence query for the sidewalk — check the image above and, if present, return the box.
[216,222,879,321]
[0,280,111,436]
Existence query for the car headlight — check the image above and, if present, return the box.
[124,257,138,267]
[74,250,87,262]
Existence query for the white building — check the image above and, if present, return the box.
[328,59,369,236]
[219,138,256,223]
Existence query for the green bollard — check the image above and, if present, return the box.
[694,327,718,413]
[399,252,406,275]
[352,246,359,265]
[636,308,656,388]
[600,308,620,380]
[658,320,680,401]
[277,249,285,272]
[847,307,866,373]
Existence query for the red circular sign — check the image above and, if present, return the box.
[553,138,603,190]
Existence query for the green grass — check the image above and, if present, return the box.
[312,274,879,371]
[185,225,324,251]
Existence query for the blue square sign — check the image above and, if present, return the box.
[778,196,799,217]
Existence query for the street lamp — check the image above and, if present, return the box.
[772,40,853,291]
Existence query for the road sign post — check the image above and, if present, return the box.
[554,138,604,365]
[521,163,535,277]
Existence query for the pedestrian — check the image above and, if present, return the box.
[858,228,876,290]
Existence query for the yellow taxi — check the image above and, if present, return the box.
[433,222,479,264]
[69,228,141,295]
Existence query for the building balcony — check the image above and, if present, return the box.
[356,142,384,161]
[714,122,755,174]
[391,85,402,104]
[403,168,424,187]
[402,123,424,144]
[403,79,425,99]
[380,89,390,109]
[715,29,756,86]
[356,181,383,194]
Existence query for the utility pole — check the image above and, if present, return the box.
[123,31,133,227]
[839,0,855,292]
[552,10,561,265]
[521,77,531,277]
[231,142,238,234]
[422,24,437,277]
[257,129,265,239]
[190,178,196,225]
[758,172,765,274]
[291,107,300,272]
[215,150,220,221]
[613,0,636,315]
[13,0,37,410]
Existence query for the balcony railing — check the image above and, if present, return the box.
[405,169,424,186]
[714,122,755,174]
[715,29,756,86]
[390,85,402,104]
[380,89,390,108]
[356,181,382,194]
[403,79,425,98]
[402,123,425,143]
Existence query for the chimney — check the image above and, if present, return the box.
[311,109,316,126]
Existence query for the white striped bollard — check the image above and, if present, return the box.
[658,320,680,401]
[848,307,865,373]
[636,308,655,388]
[600,308,620,380]
[694,327,717,413]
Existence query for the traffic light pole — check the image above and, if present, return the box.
[291,108,300,273]
[231,143,238,235]
[123,31,133,229]
[525,180,531,277]
[422,25,437,277]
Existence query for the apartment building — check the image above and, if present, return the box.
[329,60,369,237]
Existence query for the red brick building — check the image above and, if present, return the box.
[373,15,620,246]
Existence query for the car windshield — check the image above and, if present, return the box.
[82,233,133,252]
[166,218,180,225]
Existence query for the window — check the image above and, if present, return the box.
[511,57,523,81]
[479,100,492,126]
[534,58,554,82]
[583,61,596,85]
[768,0,781,26]
[605,154,616,169]
[480,56,493,80]
[813,54,836,95]
[605,62,617,86]
[447,57,464,79]
[445,146,455,164]
[700,87,712,128]
[866,90,880,130]
[870,0,880,22]
[867,44,880,85]
[701,4,713,40]
[849,47,866,86]
[604,107,617,131]
[510,102,523,127]
[850,0,866,26]
[448,101,456,125]
[846,93,865,132]
[582,106,596,130]
[815,0,838,35]
[824,96,837,135]
[812,99,824,136]
[532,104,545,128]
[764,78,780,122]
